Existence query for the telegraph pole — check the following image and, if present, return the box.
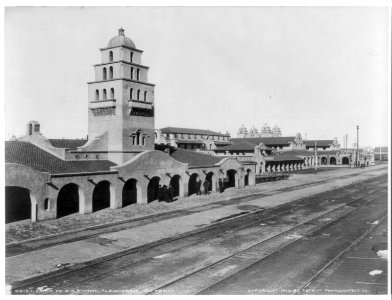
[356,125,359,167]
[314,141,317,174]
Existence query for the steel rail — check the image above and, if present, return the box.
[7,171,386,257]
[10,179,386,294]
[292,213,388,295]
[150,191,387,295]
[12,185,383,290]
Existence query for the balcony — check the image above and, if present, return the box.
[90,99,116,116]
[128,99,153,110]
[90,99,116,109]
[128,100,154,117]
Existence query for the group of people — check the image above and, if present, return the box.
[195,179,225,195]
[194,180,211,196]
[157,184,176,203]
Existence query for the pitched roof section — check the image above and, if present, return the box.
[49,139,87,149]
[160,127,229,137]
[214,141,258,152]
[374,147,388,152]
[272,154,304,161]
[169,148,222,167]
[5,141,116,175]
[304,140,333,147]
[231,137,295,146]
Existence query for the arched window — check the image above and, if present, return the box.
[137,69,140,81]
[131,67,134,79]
[109,66,113,79]
[44,198,49,211]
[137,90,140,100]
[109,51,113,62]
[130,52,133,62]
[95,90,99,101]
[103,89,107,100]
[144,91,147,101]
[110,88,114,99]
[130,88,133,99]
[103,67,107,80]
[136,130,142,145]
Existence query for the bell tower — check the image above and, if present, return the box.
[80,28,155,164]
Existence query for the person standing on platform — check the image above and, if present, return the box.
[196,180,202,195]
[219,178,224,193]
[157,184,163,202]
[168,185,174,202]
[203,180,209,195]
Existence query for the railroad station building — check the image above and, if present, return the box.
[5,29,255,224]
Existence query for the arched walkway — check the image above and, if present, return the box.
[188,173,199,196]
[342,157,349,165]
[321,157,328,165]
[244,169,251,186]
[122,178,137,207]
[147,176,160,203]
[5,186,31,223]
[57,183,81,218]
[330,157,337,165]
[92,181,112,212]
[226,169,236,189]
[170,175,181,198]
[205,172,214,192]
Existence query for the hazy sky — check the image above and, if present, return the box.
[4,6,389,147]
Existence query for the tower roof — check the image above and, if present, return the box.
[107,28,136,49]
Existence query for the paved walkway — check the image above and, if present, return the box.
[6,165,387,284]
[6,165,387,244]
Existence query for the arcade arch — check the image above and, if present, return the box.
[147,176,160,203]
[92,180,112,212]
[188,173,199,196]
[57,183,82,218]
[122,178,138,207]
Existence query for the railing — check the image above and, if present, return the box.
[255,172,290,183]
[89,99,116,109]
[128,99,153,110]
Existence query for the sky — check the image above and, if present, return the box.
[4,6,390,147]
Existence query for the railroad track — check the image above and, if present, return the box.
[6,170,386,258]
[10,175,387,295]
[150,190,387,295]
[292,213,388,295]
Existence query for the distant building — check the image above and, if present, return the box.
[155,127,231,151]
[237,123,282,138]
[374,146,388,162]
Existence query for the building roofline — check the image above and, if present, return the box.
[87,78,155,87]
[99,45,144,53]
[93,60,150,69]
